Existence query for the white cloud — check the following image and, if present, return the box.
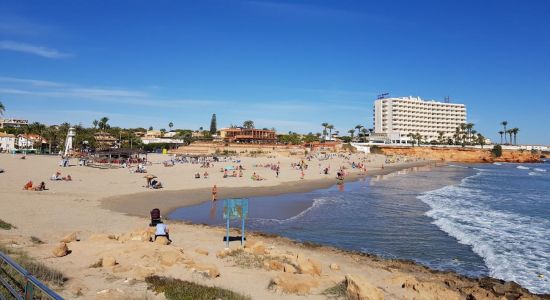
[0,40,72,59]
[0,76,64,87]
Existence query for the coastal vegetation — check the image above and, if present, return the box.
[145,276,250,300]
[0,243,65,289]
[0,219,14,230]
[0,100,4,115]
[491,145,503,157]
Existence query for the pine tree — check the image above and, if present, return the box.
[210,113,217,134]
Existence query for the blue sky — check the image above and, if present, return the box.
[1,0,549,144]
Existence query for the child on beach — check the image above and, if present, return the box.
[212,185,218,202]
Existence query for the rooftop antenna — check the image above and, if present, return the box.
[444,96,450,103]
[377,92,390,100]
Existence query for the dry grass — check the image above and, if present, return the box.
[224,249,267,269]
[0,243,65,287]
[322,280,349,299]
[145,276,251,300]
[30,236,45,244]
[0,219,15,230]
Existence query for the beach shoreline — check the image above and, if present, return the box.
[101,160,438,218]
[2,153,546,299]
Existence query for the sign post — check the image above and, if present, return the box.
[223,198,248,247]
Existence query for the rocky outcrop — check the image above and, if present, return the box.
[379,146,541,163]
[345,275,384,300]
[270,273,319,295]
[52,242,69,257]
[60,232,79,243]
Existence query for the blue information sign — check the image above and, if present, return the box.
[223,198,248,247]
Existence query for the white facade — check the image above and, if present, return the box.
[0,132,16,152]
[373,96,467,144]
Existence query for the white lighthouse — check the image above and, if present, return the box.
[64,127,76,156]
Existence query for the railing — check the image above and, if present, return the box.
[0,251,63,300]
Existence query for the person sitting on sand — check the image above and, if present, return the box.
[203,171,209,179]
[34,181,47,191]
[150,179,163,189]
[150,208,162,226]
[23,181,33,190]
[154,222,172,243]
[63,175,72,181]
[51,172,62,181]
[195,173,201,179]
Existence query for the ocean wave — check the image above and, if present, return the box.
[516,166,530,170]
[493,162,502,165]
[528,172,542,176]
[533,168,547,172]
[250,196,334,225]
[447,164,469,169]
[418,172,550,294]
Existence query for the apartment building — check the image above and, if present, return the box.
[373,96,467,144]
[0,132,16,152]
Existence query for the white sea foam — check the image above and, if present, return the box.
[418,171,550,294]
[533,168,547,172]
[493,162,502,165]
[516,165,530,170]
[250,196,333,225]
[528,172,542,176]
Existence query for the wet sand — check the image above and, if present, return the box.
[101,160,437,218]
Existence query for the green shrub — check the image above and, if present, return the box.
[0,219,14,230]
[491,145,502,157]
[145,276,250,300]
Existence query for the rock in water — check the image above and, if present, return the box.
[345,275,384,300]
[52,242,69,257]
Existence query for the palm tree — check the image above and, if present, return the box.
[477,133,486,148]
[511,128,519,145]
[99,117,109,131]
[501,121,508,144]
[507,129,513,146]
[407,133,415,146]
[466,123,474,144]
[348,129,355,140]
[437,131,445,145]
[0,101,4,116]
[327,124,334,140]
[355,124,363,138]
[498,131,504,144]
[168,122,174,131]
[360,128,368,142]
[321,123,329,140]
[92,120,99,129]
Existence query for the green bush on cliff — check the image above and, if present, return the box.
[491,145,503,157]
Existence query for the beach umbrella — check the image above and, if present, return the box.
[144,174,157,179]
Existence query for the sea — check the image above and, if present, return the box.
[169,161,550,294]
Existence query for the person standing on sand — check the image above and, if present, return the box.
[212,185,218,202]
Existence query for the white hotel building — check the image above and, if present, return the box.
[373,96,467,144]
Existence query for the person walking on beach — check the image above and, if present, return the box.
[212,185,218,202]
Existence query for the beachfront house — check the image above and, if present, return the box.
[219,127,276,144]
[94,131,118,149]
[0,132,16,152]
[17,134,48,150]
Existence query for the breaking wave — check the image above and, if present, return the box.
[418,170,550,294]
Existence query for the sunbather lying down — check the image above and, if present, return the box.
[23,181,47,191]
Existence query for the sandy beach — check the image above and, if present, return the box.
[0,153,544,300]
